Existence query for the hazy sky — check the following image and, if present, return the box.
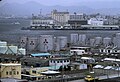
[2,0,119,6]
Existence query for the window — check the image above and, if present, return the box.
[101,49,103,52]
[108,50,111,53]
[57,61,59,63]
[60,60,62,63]
[64,60,66,62]
[9,71,12,75]
[115,50,117,52]
[13,71,16,75]
[51,60,52,63]
[32,70,36,74]
[6,71,8,75]
[38,77,41,80]
[17,71,19,75]
[67,60,69,62]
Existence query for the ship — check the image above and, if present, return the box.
[21,25,120,30]
[12,22,20,25]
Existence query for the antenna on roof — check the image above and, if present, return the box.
[66,9,68,12]
[40,9,42,15]
[38,9,42,17]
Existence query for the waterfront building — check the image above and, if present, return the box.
[70,13,87,20]
[0,62,21,79]
[68,13,87,28]
[81,25,120,30]
[51,10,69,25]
[68,20,87,28]
[31,15,54,29]
[104,16,119,25]
[88,18,104,26]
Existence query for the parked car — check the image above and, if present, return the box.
[84,75,99,82]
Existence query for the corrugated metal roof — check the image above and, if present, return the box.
[31,53,51,57]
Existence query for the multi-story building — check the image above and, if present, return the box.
[70,13,87,20]
[68,13,87,28]
[51,10,69,25]
[31,15,54,29]
[70,47,91,56]
[49,57,70,70]
[88,18,104,26]
[0,62,21,79]
[104,15,119,25]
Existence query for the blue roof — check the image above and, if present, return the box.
[31,53,51,57]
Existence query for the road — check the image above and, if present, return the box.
[69,79,85,82]
[68,74,120,82]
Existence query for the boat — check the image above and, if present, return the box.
[12,22,20,25]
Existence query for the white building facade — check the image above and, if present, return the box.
[88,18,104,26]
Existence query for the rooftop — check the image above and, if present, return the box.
[104,58,120,62]
[81,25,119,28]
[0,78,28,82]
[0,63,21,66]
[31,53,51,57]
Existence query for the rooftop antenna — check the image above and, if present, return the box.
[39,9,42,16]
[66,9,68,12]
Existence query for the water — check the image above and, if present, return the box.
[0,18,120,45]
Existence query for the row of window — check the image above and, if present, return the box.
[32,22,51,24]
[70,16,85,19]
[100,49,118,53]
[6,71,19,75]
[50,60,69,63]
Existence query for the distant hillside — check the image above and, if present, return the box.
[0,1,120,16]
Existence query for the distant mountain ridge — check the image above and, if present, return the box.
[0,1,120,16]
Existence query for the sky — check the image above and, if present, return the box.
[2,0,120,6]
